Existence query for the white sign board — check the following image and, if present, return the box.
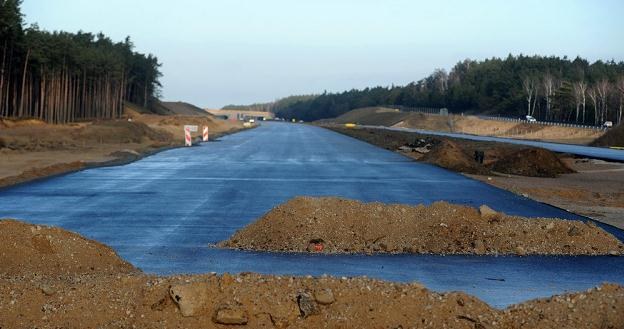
[184,125,198,132]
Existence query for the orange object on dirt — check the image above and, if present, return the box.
[314,243,324,252]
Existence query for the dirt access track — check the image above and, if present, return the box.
[1,219,623,328]
[0,105,245,188]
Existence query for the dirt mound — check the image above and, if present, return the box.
[491,148,575,177]
[1,220,622,328]
[591,123,624,147]
[220,197,623,255]
[422,139,488,174]
[0,219,137,276]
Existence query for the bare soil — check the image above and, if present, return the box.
[220,197,623,255]
[1,219,623,328]
[328,126,573,177]
[0,108,244,188]
[469,158,624,230]
[0,220,137,276]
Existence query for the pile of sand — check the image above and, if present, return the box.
[491,148,575,178]
[220,197,623,255]
[1,219,623,328]
[0,220,136,276]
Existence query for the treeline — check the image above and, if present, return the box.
[223,95,317,112]
[0,0,161,123]
[275,55,624,125]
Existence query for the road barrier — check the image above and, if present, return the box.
[184,127,192,146]
[203,126,209,142]
[184,125,198,147]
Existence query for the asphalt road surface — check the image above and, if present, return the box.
[361,125,624,161]
[1,122,622,308]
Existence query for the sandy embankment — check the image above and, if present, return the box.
[1,219,623,328]
[0,110,245,188]
[330,107,605,144]
[220,197,623,256]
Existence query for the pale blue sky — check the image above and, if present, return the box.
[23,0,624,108]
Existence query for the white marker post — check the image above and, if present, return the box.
[184,125,198,147]
[202,126,209,142]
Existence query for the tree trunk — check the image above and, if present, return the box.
[143,74,149,108]
[40,69,46,120]
[18,48,31,118]
[617,96,624,124]
[0,41,7,117]
[581,98,586,124]
[5,44,13,116]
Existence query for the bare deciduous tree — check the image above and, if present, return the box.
[542,73,555,120]
[522,75,537,116]
[596,80,610,124]
[432,69,449,94]
[616,77,624,124]
[572,81,587,123]
[588,87,598,125]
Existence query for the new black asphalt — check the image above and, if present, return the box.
[1,122,622,308]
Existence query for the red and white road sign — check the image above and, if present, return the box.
[184,127,192,146]
[202,126,209,142]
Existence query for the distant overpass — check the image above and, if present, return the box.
[206,109,274,121]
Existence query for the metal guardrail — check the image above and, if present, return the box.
[380,105,609,131]
[475,115,607,131]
